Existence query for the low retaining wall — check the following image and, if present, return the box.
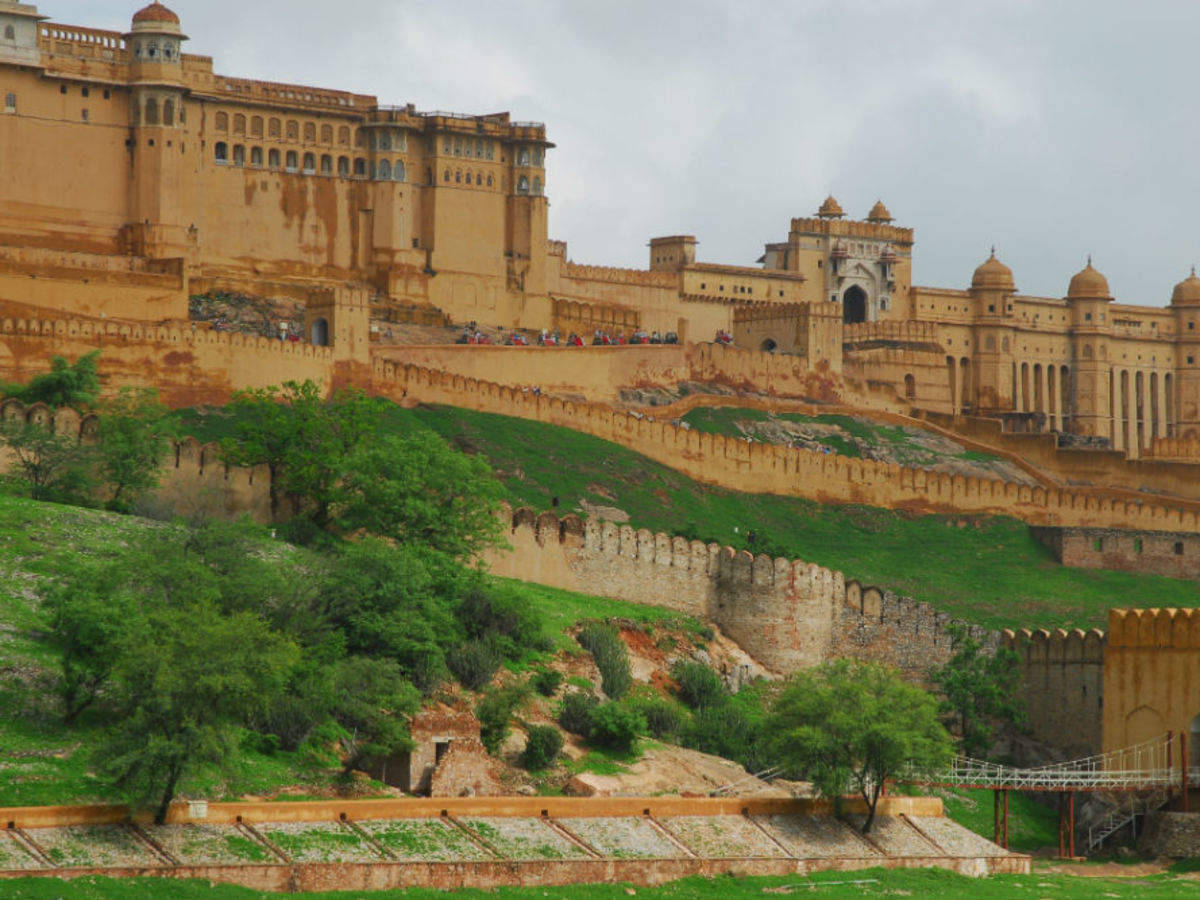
[4,854,1028,893]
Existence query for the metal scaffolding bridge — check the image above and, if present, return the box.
[898,733,1196,857]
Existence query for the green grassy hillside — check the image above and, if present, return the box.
[350,404,1194,632]
[0,493,700,808]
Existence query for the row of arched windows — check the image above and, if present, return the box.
[213,112,360,147]
[212,142,406,181]
[442,135,496,160]
[442,169,494,188]
[139,97,181,127]
[516,175,543,195]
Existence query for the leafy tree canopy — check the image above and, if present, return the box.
[767,659,953,833]
[2,351,101,409]
[929,623,1026,758]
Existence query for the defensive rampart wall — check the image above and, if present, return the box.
[1002,628,1106,758]
[369,359,1200,536]
[485,507,843,673]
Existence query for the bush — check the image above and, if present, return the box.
[634,696,689,742]
[558,690,599,737]
[460,586,553,656]
[671,660,726,710]
[576,623,632,699]
[521,725,564,771]
[476,684,528,755]
[447,640,502,691]
[589,702,647,754]
[531,668,563,697]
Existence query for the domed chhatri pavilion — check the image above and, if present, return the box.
[0,1,1198,455]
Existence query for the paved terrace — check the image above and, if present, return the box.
[0,797,1027,892]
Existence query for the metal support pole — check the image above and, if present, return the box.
[1183,732,1190,813]
[1058,793,1065,859]
[1004,789,1010,850]
[994,790,1001,846]
[1068,791,1076,859]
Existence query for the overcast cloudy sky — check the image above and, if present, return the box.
[48,1,1200,305]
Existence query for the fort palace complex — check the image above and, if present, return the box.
[7,2,1200,765]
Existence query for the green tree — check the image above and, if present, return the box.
[1,421,96,503]
[588,702,647,754]
[477,683,529,755]
[331,656,420,776]
[96,387,176,511]
[767,659,953,834]
[219,381,378,525]
[338,431,504,560]
[929,624,1026,758]
[95,601,298,824]
[3,351,101,408]
[521,725,564,771]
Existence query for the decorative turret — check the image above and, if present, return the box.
[1171,268,1200,307]
[125,2,186,80]
[866,200,894,223]
[816,195,845,219]
[970,248,1015,293]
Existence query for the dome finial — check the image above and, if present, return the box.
[990,245,996,258]
[1087,253,1092,267]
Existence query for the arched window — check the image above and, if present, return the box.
[443,137,451,153]
[379,132,391,150]
[146,41,157,58]
[475,139,483,157]
[268,148,281,168]
[285,150,298,172]
[532,176,542,195]
[233,144,245,166]
[250,146,263,166]
[286,120,299,140]
[303,122,315,142]
[904,374,916,400]
[517,148,530,165]
[517,175,529,194]
[310,317,330,347]
[337,156,350,177]
[394,160,406,182]
[486,174,493,187]
[302,152,315,173]
[320,124,333,144]
[320,154,333,175]
[338,126,350,146]
[476,173,482,186]
[377,159,391,180]
[233,114,245,134]
[443,169,450,182]
[455,170,462,183]
[3,25,14,40]
[214,141,228,164]
[485,142,494,160]
[354,157,366,176]
[162,99,174,126]
[454,137,462,155]
[145,97,159,125]
[268,117,281,138]
[250,116,263,137]
[214,110,228,131]
[3,93,15,113]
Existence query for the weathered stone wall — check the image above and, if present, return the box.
[485,508,843,673]
[1002,628,1106,758]
[1033,525,1200,580]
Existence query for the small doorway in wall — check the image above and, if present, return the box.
[1191,712,1200,767]
[310,317,329,346]
[760,338,778,353]
[904,373,916,400]
[842,285,867,324]
[434,740,451,766]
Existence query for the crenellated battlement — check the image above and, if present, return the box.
[562,262,679,290]
[1002,627,1107,663]
[1107,607,1200,648]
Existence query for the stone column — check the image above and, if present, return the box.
[1157,373,1169,443]
[1126,369,1139,459]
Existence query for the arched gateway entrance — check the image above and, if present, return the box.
[842,285,867,324]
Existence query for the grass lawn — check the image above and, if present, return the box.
[349,404,1199,632]
[6,867,1200,899]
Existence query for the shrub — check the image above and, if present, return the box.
[558,690,599,736]
[447,640,502,691]
[460,586,553,656]
[589,702,647,754]
[576,623,632,699]
[634,696,688,742]
[671,660,726,710]
[531,668,563,697]
[476,684,527,755]
[521,725,564,771]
